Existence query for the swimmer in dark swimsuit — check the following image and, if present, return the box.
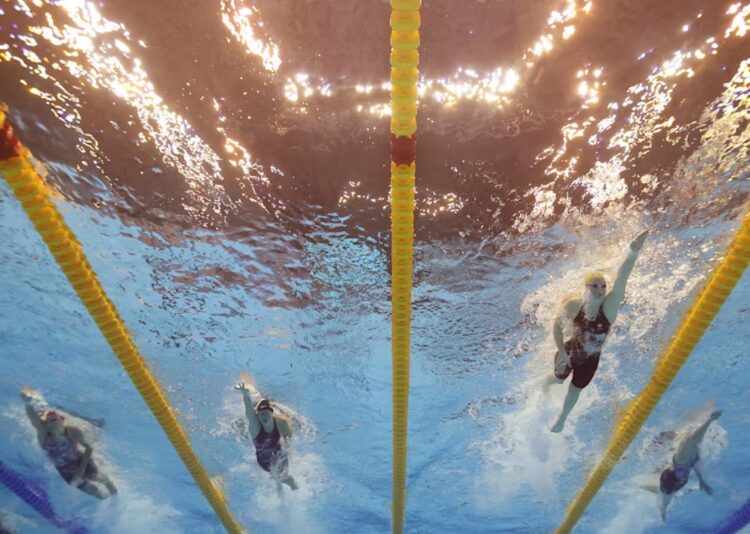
[20,388,117,499]
[235,380,298,490]
[643,409,722,520]
[547,230,649,432]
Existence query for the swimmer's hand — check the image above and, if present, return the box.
[234,382,250,393]
[19,387,40,404]
[239,371,256,386]
[629,230,649,252]
[699,479,713,495]
[709,410,722,422]
[555,349,571,374]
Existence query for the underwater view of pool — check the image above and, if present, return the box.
[1,1,750,532]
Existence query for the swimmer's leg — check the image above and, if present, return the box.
[271,452,297,490]
[93,473,117,496]
[550,384,582,433]
[76,481,109,499]
[281,475,298,491]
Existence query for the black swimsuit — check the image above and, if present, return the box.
[253,420,287,474]
[554,304,611,388]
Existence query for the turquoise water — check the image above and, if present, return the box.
[2,1,750,532]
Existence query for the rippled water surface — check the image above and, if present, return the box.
[1,1,750,532]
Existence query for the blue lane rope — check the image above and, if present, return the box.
[716,498,750,534]
[0,460,88,534]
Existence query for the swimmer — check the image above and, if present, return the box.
[235,379,298,490]
[20,387,117,499]
[546,230,649,432]
[644,409,722,520]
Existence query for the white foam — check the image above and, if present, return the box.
[599,485,661,534]
[225,448,327,533]
[88,484,182,534]
[474,380,587,511]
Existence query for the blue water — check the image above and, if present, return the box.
[1,164,749,533]
[2,1,750,532]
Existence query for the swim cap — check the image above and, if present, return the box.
[584,271,606,284]
[255,399,273,413]
[42,410,64,423]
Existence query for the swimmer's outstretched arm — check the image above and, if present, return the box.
[675,410,721,463]
[20,390,46,439]
[603,230,649,322]
[236,383,261,439]
[23,403,45,433]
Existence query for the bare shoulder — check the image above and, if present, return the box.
[562,297,583,318]
[65,425,85,441]
[275,415,295,436]
[275,414,293,428]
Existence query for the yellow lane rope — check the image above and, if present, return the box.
[389,1,420,533]
[556,208,750,533]
[0,106,244,534]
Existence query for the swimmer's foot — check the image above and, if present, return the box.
[550,418,565,433]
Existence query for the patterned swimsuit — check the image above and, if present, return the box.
[253,420,288,475]
[554,303,611,388]
[42,430,96,484]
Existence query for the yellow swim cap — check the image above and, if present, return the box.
[584,271,606,284]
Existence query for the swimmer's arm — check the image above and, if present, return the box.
[675,412,720,462]
[553,299,581,355]
[276,415,293,440]
[23,403,45,434]
[689,412,720,444]
[52,405,106,428]
[67,427,93,482]
[604,230,649,322]
[239,388,262,439]
[67,426,92,453]
[693,464,713,495]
